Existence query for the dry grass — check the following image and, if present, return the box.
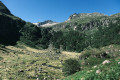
[62,51,81,58]
[0,44,80,80]
[25,46,48,53]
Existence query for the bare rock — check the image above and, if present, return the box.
[102,60,111,65]
[93,65,97,68]
[36,78,39,80]
[96,69,101,74]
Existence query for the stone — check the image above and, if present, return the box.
[93,65,97,68]
[96,69,101,74]
[105,51,109,54]
[43,77,47,80]
[102,60,111,65]
[36,78,39,80]
[118,62,120,64]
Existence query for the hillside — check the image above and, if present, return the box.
[0,6,25,45]
[50,14,120,52]
[0,1,51,49]
[64,45,120,80]
[0,1,12,15]
[51,13,119,32]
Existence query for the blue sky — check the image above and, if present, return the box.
[1,0,120,22]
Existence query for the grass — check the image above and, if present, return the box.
[0,44,120,80]
[63,44,120,80]
[0,43,82,80]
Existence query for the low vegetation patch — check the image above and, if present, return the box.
[62,59,81,76]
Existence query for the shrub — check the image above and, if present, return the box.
[0,77,2,80]
[0,44,5,48]
[62,59,81,76]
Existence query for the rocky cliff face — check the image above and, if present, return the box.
[76,16,118,31]
[67,13,107,21]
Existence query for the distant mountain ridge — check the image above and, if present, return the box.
[49,12,120,32]
[67,12,107,21]
[33,20,58,27]
[32,12,120,33]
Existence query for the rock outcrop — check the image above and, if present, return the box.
[102,60,111,65]
[96,69,101,74]
[67,12,106,21]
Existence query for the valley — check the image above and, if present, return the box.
[0,1,120,80]
[0,43,81,80]
[1,43,120,80]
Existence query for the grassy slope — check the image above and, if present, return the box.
[64,60,120,80]
[64,45,120,80]
[0,43,120,80]
[51,15,107,31]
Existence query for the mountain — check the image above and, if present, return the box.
[67,12,106,21]
[0,1,51,48]
[33,20,58,27]
[0,1,25,45]
[1,0,120,51]
[50,12,120,52]
[0,1,12,15]
[50,12,120,32]
[1,1,120,80]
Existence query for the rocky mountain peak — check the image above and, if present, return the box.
[43,20,54,23]
[33,20,58,27]
[68,13,79,20]
[0,1,12,15]
[68,12,107,21]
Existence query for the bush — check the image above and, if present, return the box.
[0,77,2,80]
[62,59,81,76]
[0,44,5,48]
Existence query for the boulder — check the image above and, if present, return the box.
[102,60,111,65]
[96,69,101,74]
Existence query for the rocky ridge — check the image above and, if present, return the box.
[0,1,12,15]
[33,20,58,27]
